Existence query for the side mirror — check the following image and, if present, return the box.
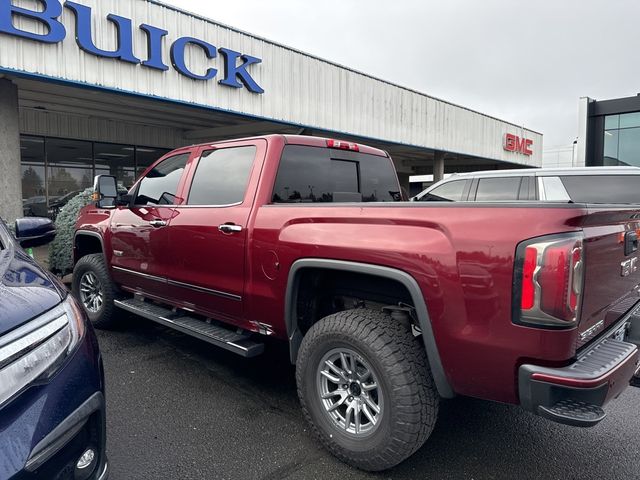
[15,217,56,248]
[94,175,118,208]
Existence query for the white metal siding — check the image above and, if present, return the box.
[20,108,184,148]
[2,0,542,165]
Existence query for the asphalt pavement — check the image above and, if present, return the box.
[97,316,640,480]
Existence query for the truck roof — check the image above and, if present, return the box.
[190,134,389,157]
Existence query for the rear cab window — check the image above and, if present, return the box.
[272,145,401,203]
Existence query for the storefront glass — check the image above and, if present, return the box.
[603,113,640,166]
[19,135,170,217]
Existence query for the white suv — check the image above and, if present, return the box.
[413,166,640,204]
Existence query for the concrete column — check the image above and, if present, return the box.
[0,79,21,224]
[576,97,591,167]
[433,151,445,182]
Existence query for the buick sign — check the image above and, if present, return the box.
[0,0,264,93]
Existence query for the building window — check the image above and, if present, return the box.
[19,135,170,217]
[20,136,46,217]
[602,113,640,167]
[47,138,94,200]
[94,143,136,189]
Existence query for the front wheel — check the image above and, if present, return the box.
[72,253,118,329]
[296,309,439,471]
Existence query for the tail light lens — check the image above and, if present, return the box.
[513,233,584,328]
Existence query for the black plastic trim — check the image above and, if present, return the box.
[284,258,455,398]
[25,391,105,472]
[74,230,106,263]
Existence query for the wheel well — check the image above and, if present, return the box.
[292,268,414,337]
[286,260,456,399]
[74,234,103,265]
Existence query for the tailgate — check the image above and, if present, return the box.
[577,206,640,348]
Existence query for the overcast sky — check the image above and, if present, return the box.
[162,0,640,148]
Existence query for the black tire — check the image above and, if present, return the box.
[72,253,118,329]
[296,309,439,471]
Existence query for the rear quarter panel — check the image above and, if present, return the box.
[248,202,586,404]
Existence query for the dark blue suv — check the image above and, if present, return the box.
[0,217,108,480]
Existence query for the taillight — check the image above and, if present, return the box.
[327,139,359,151]
[513,233,584,328]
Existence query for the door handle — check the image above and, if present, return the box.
[149,219,167,228]
[218,223,243,234]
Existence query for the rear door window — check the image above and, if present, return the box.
[418,180,468,201]
[272,145,401,203]
[188,146,257,205]
[474,177,522,201]
[560,175,640,204]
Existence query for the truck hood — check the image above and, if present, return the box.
[0,234,64,337]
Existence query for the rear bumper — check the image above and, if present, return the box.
[519,313,640,427]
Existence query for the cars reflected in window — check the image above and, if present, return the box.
[134,153,189,206]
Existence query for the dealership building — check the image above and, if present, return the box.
[0,0,542,223]
[575,95,640,168]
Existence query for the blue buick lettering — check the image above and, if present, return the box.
[0,0,264,93]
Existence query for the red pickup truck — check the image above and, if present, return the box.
[73,135,640,471]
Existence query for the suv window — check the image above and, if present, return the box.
[134,153,189,206]
[474,177,522,201]
[560,175,640,204]
[272,145,401,203]
[418,180,467,201]
[188,146,257,205]
[540,176,571,202]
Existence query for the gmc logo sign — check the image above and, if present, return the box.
[503,134,533,156]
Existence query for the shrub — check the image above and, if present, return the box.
[48,189,93,275]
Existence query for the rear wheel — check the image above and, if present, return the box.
[72,253,118,329]
[296,309,439,471]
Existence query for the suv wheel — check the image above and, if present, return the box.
[72,253,117,329]
[296,309,439,471]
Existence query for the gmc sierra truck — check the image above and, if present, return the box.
[72,135,640,471]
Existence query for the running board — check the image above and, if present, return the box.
[114,298,264,358]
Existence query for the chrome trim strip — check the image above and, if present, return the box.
[173,202,243,209]
[167,278,242,301]
[0,315,68,368]
[0,303,66,350]
[112,266,241,301]
[111,266,166,284]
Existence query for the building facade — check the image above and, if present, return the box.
[0,0,542,223]
[577,95,640,168]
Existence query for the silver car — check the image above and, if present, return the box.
[413,166,640,204]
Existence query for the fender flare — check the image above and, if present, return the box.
[73,230,106,264]
[285,258,455,398]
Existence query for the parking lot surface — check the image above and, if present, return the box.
[99,317,640,480]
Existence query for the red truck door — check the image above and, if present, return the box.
[165,139,267,324]
[109,151,192,298]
